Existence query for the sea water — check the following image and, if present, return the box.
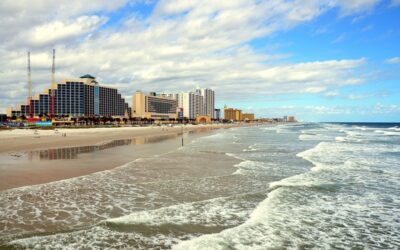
[0,123,399,249]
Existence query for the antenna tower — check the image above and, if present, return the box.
[50,49,56,118]
[27,52,32,99]
[28,51,34,117]
[52,49,55,85]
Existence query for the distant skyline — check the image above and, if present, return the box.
[0,0,399,122]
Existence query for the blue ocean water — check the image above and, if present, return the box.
[1,123,399,249]
[176,123,400,249]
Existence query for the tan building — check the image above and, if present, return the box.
[196,115,211,123]
[235,110,242,120]
[6,107,13,117]
[287,116,296,122]
[242,113,255,121]
[224,106,242,121]
[132,91,177,120]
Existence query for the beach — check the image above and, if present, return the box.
[0,124,245,191]
[0,124,240,154]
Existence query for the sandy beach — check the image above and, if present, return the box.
[0,124,242,153]
[0,124,247,191]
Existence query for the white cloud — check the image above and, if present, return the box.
[332,33,346,44]
[385,57,400,64]
[348,94,369,100]
[324,91,340,97]
[0,0,387,113]
[302,87,326,93]
[0,0,128,47]
[334,0,380,15]
[371,103,400,114]
[391,0,400,6]
[347,92,387,100]
[16,16,107,48]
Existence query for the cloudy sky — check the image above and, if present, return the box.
[0,0,399,122]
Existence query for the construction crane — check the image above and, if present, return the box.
[50,49,55,118]
[27,51,33,118]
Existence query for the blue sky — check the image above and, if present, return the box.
[0,0,399,122]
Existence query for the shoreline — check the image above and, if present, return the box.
[0,124,249,154]
[0,124,249,191]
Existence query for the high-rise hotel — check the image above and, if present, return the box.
[177,88,215,120]
[200,88,215,118]
[132,91,177,120]
[8,75,131,118]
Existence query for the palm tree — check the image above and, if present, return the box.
[115,117,121,123]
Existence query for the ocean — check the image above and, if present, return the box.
[0,123,399,249]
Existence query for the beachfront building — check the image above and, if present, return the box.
[176,87,214,120]
[132,91,177,120]
[224,106,242,121]
[242,113,255,121]
[200,88,215,119]
[287,116,296,122]
[177,92,196,119]
[194,89,205,118]
[8,75,131,118]
[214,109,221,121]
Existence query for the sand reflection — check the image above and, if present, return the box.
[26,134,178,161]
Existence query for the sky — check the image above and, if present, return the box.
[0,0,399,122]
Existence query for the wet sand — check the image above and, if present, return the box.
[0,124,245,191]
[0,124,240,153]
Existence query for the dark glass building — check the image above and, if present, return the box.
[10,75,131,118]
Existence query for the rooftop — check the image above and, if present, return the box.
[80,74,96,79]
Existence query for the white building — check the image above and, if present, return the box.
[178,92,195,119]
[194,90,204,117]
[160,92,178,101]
[200,88,215,118]
[177,87,215,120]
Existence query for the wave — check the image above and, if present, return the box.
[335,136,346,142]
[298,133,332,141]
[225,152,247,161]
[353,126,370,131]
[173,141,328,249]
[268,174,339,192]
[0,159,150,237]
[242,144,258,152]
[383,131,400,136]
[232,160,268,175]
[171,188,281,249]
[7,225,183,249]
[373,129,400,136]
[173,170,333,249]
[335,136,364,143]
[7,193,264,249]
[106,195,257,228]
[174,131,400,249]
[261,126,278,131]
